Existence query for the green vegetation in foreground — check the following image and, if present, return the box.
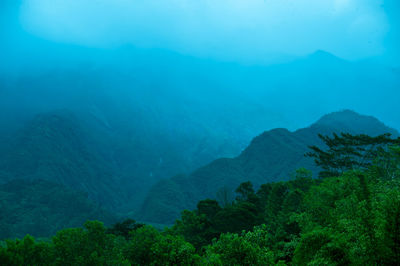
[139,110,399,224]
[1,134,400,265]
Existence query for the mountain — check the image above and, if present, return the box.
[0,111,125,210]
[0,108,244,215]
[0,48,399,217]
[138,110,399,224]
[0,179,116,239]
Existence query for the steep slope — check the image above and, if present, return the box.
[0,179,116,239]
[1,49,399,215]
[139,110,399,224]
[0,111,125,210]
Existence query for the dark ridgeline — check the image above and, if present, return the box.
[1,110,399,265]
[139,110,399,224]
[0,103,398,237]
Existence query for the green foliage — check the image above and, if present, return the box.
[124,225,199,265]
[2,163,400,265]
[204,226,275,265]
[197,199,222,218]
[213,201,260,233]
[294,166,400,265]
[0,235,54,266]
[150,234,200,265]
[52,221,128,265]
[140,111,398,224]
[381,188,400,264]
[172,143,400,264]
[293,228,350,266]
[371,145,400,180]
[235,181,256,202]
[173,201,220,250]
[174,177,313,263]
[307,133,400,178]
[124,225,160,265]
[1,141,400,265]
[107,219,144,240]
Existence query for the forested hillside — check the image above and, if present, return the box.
[0,111,125,210]
[1,48,399,214]
[140,110,399,224]
[0,179,116,239]
[1,135,399,265]
[0,109,397,239]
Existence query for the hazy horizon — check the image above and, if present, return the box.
[1,0,399,132]
[1,0,400,66]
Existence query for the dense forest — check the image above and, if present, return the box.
[0,179,117,239]
[1,132,399,265]
[0,110,397,240]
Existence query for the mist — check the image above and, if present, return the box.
[0,1,399,182]
[0,0,399,124]
[0,0,394,63]
[1,0,400,243]
[17,0,388,61]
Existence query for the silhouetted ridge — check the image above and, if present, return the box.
[312,110,398,137]
[139,110,399,224]
[303,50,348,65]
[308,50,341,59]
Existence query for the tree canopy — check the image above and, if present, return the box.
[1,134,400,265]
[306,133,400,177]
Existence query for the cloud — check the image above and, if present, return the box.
[19,0,388,62]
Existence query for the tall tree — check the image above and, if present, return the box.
[306,133,400,178]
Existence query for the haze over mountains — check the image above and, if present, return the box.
[139,110,399,224]
[2,48,399,132]
[1,1,400,264]
[0,50,399,212]
[0,112,124,209]
[1,2,400,233]
[0,104,398,234]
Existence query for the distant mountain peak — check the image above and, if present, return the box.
[312,49,335,56]
[139,110,399,224]
[316,109,362,123]
[306,50,345,63]
[313,110,398,136]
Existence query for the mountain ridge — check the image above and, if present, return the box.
[0,110,125,210]
[138,110,399,224]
